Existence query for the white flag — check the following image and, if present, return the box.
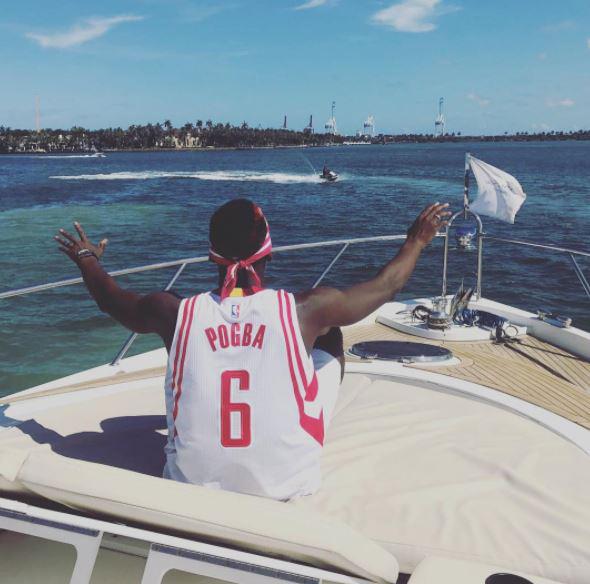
[468,156,526,224]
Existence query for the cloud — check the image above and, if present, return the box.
[26,15,144,49]
[135,0,229,23]
[558,98,575,107]
[294,0,330,10]
[177,1,229,23]
[371,0,458,33]
[467,92,490,107]
[541,20,575,33]
[546,98,575,108]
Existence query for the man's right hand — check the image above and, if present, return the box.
[406,202,451,249]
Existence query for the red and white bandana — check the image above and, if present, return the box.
[209,207,272,300]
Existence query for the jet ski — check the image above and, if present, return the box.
[320,166,338,182]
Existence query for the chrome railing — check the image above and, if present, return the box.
[0,235,408,301]
[485,236,590,305]
[109,262,188,365]
[485,236,590,259]
[1,233,588,366]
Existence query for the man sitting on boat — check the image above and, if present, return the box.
[54,199,448,500]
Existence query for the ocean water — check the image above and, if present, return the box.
[1,142,589,396]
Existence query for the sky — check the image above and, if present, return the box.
[1,0,589,135]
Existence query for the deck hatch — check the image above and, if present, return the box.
[349,341,453,363]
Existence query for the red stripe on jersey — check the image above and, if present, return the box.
[283,290,319,401]
[173,295,198,422]
[170,298,191,400]
[278,291,324,445]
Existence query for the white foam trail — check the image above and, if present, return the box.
[20,154,104,159]
[51,170,323,184]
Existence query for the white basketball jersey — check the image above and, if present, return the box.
[163,289,326,500]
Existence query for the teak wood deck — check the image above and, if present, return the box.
[344,322,590,429]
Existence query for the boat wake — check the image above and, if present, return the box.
[50,170,323,184]
[22,154,105,159]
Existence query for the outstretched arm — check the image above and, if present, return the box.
[55,222,180,349]
[295,203,450,350]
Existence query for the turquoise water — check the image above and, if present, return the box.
[1,142,589,396]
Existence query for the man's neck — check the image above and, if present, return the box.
[213,286,264,298]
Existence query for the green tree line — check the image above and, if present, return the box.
[0,120,344,153]
[1,121,589,153]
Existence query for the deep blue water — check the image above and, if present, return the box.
[1,142,589,395]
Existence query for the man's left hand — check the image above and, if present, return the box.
[54,222,108,266]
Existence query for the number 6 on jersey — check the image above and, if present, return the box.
[220,370,251,447]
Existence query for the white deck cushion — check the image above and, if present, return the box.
[2,371,590,583]
[294,376,590,584]
[0,446,398,584]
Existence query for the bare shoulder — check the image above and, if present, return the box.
[294,287,342,346]
[138,291,181,320]
[294,286,343,322]
[136,291,182,348]
[294,286,342,306]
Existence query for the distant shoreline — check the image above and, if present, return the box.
[4,121,590,154]
[0,144,322,155]
[3,137,590,156]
